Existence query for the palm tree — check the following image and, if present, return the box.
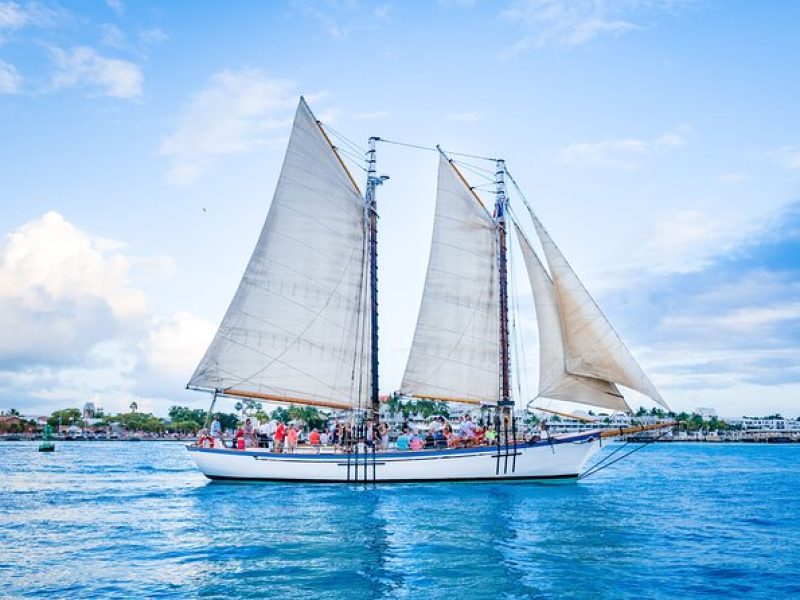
[129,401,138,413]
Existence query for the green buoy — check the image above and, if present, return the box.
[39,424,55,452]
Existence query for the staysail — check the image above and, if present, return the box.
[527,210,667,408]
[187,98,371,410]
[400,154,499,405]
[514,223,629,411]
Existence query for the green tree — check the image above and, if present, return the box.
[129,401,138,413]
[48,408,82,429]
[9,408,20,416]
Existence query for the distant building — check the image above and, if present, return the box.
[83,402,96,419]
[726,417,800,432]
[696,407,717,419]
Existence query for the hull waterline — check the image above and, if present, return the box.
[186,431,602,483]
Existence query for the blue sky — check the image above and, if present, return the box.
[1,0,799,418]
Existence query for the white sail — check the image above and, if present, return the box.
[528,210,668,408]
[514,223,629,411]
[188,98,370,410]
[400,154,499,405]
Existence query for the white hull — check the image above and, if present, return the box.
[186,431,602,483]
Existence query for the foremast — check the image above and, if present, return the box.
[365,137,386,421]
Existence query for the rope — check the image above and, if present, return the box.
[578,429,671,480]
[322,124,366,156]
[377,138,499,162]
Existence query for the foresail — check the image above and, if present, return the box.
[528,211,668,408]
[188,98,370,410]
[400,155,499,405]
[514,223,629,412]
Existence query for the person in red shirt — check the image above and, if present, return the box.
[286,424,299,453]
[274,421,286,453]
[309,428,321,453]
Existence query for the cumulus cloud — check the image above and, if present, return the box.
[0,1,63,30]
[0,212,216,415]
[500,0,696,56]
[560,129,685,168]
[50,46,143,99]
[0,211,147,365]
[159,68,298,185]
[141,311,216,380]
[0,58,21,92]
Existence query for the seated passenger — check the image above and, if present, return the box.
[433,429,446,449]
[424,430,435,448]
[410,433,424,451]
[309,428,321,452]
[485,426,497,444]
[396,429,411,451]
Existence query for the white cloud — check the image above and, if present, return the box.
[105,0,124,16]
[500,0,695,55]
[0,211,148,364]
[159,68,297,185]
[50,46,143,99]
[100,23,125,48]
[139,27,168,45]
[446,111,485,123]
[141,311,216,379]
[0,1,61,30]
[0,212,209,416]
[560,128,685,168]
[0,58,20,92]
[663,303,800,333]
[774,145,800,171]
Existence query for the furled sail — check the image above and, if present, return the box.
[188,98,371,410]
[527,210,668,408]
[514,223,629,411]
[400,155,499,405]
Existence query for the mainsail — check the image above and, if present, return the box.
[400,155,500,405]
[187,98,371,410]
[527,209,668,408]
[514,223,629,411]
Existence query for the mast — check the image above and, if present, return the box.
[365,137,386,420]
[495,159,512,410]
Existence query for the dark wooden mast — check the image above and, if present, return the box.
[366,137,383,420]
[495,159,512,410]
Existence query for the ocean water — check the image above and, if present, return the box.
[1,442,798,599]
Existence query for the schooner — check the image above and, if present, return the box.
[185,98,670,482]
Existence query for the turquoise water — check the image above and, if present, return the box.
[1,442,798,599]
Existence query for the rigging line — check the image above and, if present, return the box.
[321,123,366,155]
[452,161,495,183]
[451,158,496,176]
[378,138,500,162]
[335,146,369,172]
[578,429,671,480]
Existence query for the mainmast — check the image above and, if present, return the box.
[365,137,386,420]
[495,159,512,411]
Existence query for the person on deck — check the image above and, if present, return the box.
[309,428,321,452]
[286,424,299,453]
[209,415,222,441]
[274,421,286,453]
[485,426,497,444]
[410,432,424,451]
[396,428,411,451]
[433,428,446,449]
[320,429,329,447]
[243,418,257,448]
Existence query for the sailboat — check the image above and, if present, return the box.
[185,97,671,483]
